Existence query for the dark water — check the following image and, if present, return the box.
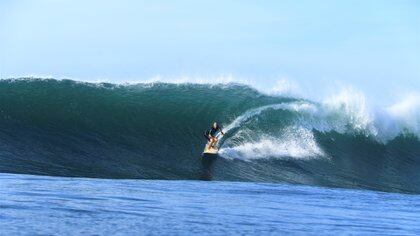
[0,78,420,193]
[1,173,419,235]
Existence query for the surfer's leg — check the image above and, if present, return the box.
[210,137,218,148]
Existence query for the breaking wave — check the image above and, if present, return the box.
[0,78,419,193]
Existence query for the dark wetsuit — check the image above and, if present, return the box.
[204,125,222,141]
[209,126,222,137]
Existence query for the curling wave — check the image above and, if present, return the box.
[0,78,419,193]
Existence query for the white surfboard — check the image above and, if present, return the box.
[203,143,218,154]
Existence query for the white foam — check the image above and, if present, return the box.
[221,101,317,135]
[266,79,302,97]
[322,88,377,135]
[385,93,420,135]
[219,126,325,161]
[218,88,420,161]
[320,89,420,141]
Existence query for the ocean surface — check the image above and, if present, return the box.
[1,173,420,235]
[0,78,419,234]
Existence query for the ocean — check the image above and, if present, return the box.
[0,78,419,234]
[1,173,419,235]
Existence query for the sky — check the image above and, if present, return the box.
[0,0,419,104]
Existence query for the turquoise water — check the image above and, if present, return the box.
[1,173,419,235]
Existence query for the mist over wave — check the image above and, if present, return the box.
[0,78,419,193]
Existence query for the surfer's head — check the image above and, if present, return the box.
[213,122,218,129]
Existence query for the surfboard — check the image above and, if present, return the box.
[203,143,218,154]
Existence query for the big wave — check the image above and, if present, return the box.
[0,78,419,193]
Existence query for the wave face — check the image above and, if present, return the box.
[0,78,419,193]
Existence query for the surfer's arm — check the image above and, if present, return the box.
[219,127,224,135]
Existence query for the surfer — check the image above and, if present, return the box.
[204,122,224,149]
